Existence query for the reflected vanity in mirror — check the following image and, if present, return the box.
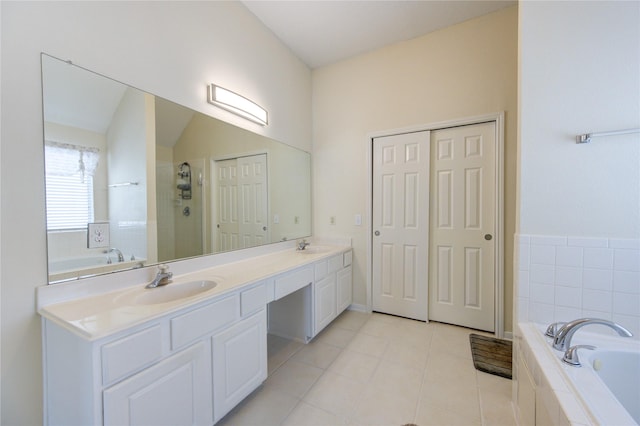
[42,54,311,284]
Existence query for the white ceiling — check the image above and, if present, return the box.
[242,0,516,69]
[43,56,127,134]
[43,56,194,147]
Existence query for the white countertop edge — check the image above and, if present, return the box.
[37,238,350,310]
[38,240,351,341]
[39,278,258,342]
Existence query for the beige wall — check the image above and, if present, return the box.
[173,113,312,252]
[312,6,518,333]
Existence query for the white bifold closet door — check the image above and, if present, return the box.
[428,122,496,332]
[372,131,430,321]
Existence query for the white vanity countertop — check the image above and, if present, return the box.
[38,244,350,341]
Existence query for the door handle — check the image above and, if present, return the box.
[374,230,380,236]
[484,234,493,241]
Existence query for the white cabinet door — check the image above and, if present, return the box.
[103,341,213,426]
[212,309,267,423]
[336,265,352,314]
[314,274,337,335]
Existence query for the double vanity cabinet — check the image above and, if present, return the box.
[39,245,352,426]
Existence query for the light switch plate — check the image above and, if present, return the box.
[87,222,110,248]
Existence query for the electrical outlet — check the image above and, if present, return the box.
[330,216,336,225]
[87,222,110,248]
[355,214,362,226]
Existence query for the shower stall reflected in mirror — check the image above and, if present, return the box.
[156,159,205,262]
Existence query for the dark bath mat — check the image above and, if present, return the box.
[469,333,512,379]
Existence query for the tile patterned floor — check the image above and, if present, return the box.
[218,311,517,426]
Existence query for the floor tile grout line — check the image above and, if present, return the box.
[412,318,436,424]
[242,312,516,426]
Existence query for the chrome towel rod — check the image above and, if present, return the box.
[576,127,640,144]
[108,181,139,188]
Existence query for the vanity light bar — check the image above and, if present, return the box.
[207,84,268,126]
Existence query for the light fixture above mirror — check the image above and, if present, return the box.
[207,84,268,126]
[42,54,310,284]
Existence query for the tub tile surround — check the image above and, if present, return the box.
[514,322,639,426]
[516,234,640,337]
[515,323,590,426]
[514,234,640,426]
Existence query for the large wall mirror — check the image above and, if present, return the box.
[42,54,311,284]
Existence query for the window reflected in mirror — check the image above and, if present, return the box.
[42,54,311,284]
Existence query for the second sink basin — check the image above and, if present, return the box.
[133,280,218,305]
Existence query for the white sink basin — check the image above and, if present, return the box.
[132,280,218,305]
[296,246,332,254]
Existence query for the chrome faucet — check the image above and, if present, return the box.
[552,318,633,352]
[105,247,125,263]
[562,344,596,367]
[296,239,310,251]
[146,264,173,289]
[545,322,566,338]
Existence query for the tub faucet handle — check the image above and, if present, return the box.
[545,322,566,338]
[562,344,596,367]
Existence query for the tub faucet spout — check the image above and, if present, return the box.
[552,318,632,352]
[105,247,125,262]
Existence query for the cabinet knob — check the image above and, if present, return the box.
[374,230,380,236]
[484,234,493,241]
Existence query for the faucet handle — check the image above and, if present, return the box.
[545,322,567,338]
[562,344,596,367]
[158,264,170,273]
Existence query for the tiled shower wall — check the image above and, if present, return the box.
[516,234,640,338]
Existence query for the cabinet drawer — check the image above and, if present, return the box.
[274,267,313,300]
[241,283,267,317]
[171,294,239,349]
[102,325,163,385]
[328,254,342,274]
[343,250,352,267]
[314,255,343,280]
[314,260,328,280]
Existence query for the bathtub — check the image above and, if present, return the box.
[48,255,145,282]
[564,338,640,425]
[580,350,640,424]
[517,322,639,425]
